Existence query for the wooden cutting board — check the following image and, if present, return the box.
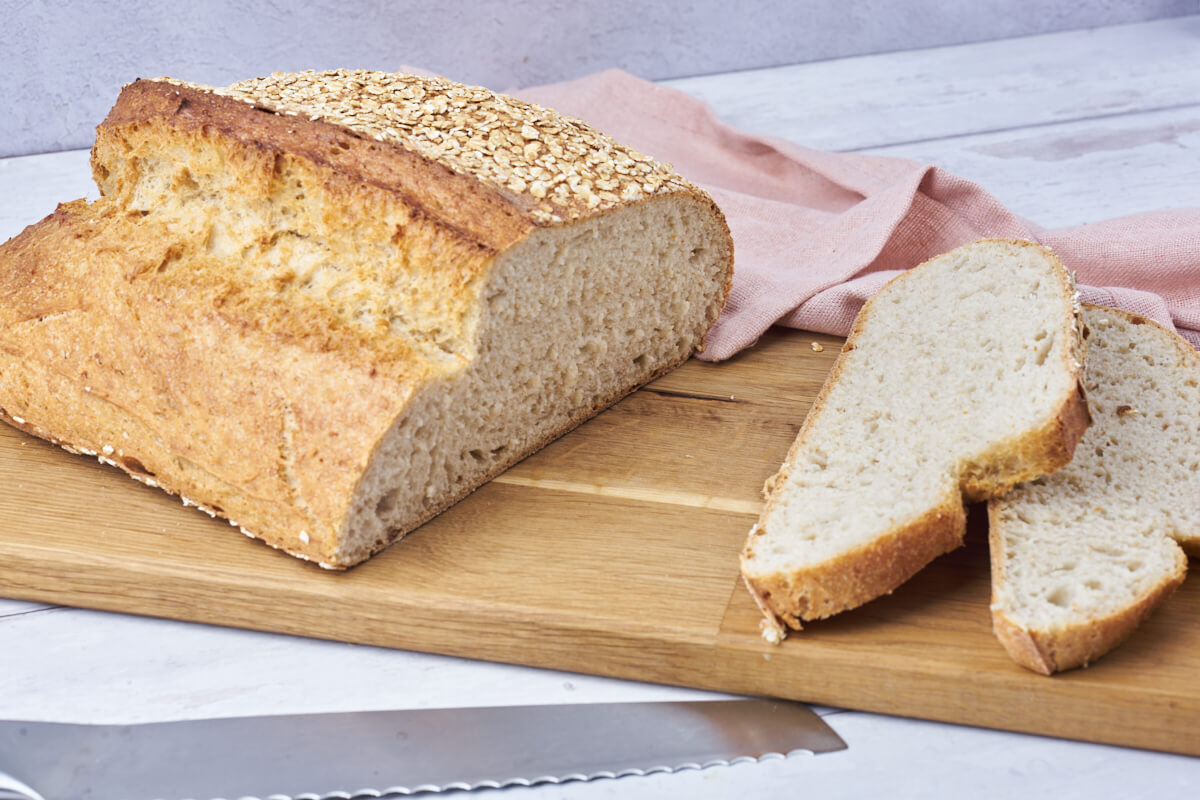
[1,328,1196,756]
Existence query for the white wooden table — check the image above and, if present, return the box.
[1,16,1198,798]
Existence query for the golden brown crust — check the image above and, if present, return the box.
[959,376,1091,502]
[742,495,967,628]
[0,199,411,563]
[96,79,536,254]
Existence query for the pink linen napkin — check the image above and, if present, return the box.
[512,70,1200,361]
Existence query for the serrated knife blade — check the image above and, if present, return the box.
[0,698,844,799]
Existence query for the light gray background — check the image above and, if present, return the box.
[5,0,1199,157]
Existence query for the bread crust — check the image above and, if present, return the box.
[742,239,1089,638]
[742,494,966,631]
[960,376,1091,502]
[0,73,734,567]
[95,79,536,253]
[0,198,406,563]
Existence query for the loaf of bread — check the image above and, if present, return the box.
[0,70,733,568]
[989,305,1195,674]
[741,239,1090,642]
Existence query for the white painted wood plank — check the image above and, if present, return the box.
[0,607,729,725]
[0,149,95,242]
[664,16,1200,153]
[869,104,1200,228]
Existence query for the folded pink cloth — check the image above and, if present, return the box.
[513,70,1200,361]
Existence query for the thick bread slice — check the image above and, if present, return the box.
[989,305,1195,674]
[0,70,733,568]
[741,239,1089,641]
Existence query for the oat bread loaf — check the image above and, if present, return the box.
[989,305,1195,674]
[0,70,733,568]
[741,239,1090,641]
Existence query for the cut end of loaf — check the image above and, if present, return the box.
[742,238,1089,636]
[334,192,732,566]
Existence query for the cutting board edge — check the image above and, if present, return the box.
[3,548,1197,758]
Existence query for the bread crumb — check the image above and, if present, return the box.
[810,342,824,352]
[759,618,786,645]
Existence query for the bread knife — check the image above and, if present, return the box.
[0,698,845,799]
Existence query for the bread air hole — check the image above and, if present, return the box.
[375,488,400,516]
[1047,587,1072,608]
[1033,335,1053,366]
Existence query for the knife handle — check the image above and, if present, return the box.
[0,771,43,800]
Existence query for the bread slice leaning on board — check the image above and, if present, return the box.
[989,304,1197,674]
[0,70,733,568]
[741,239,1091,642]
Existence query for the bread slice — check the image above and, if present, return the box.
[989,305,1195,674]
[0,70,732,568]
[741,239,1090,641]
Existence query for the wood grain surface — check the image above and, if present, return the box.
[0,328,1196,756]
